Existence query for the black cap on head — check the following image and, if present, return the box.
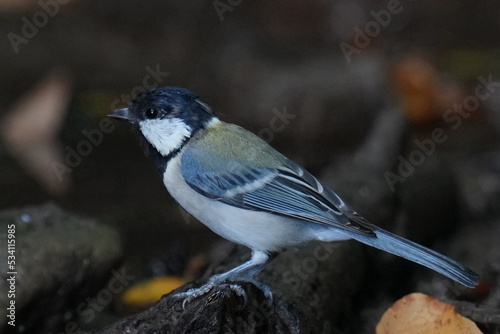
[108,87,213,129]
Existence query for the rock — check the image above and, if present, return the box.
[93,241,366,334]
[0,203,122,333]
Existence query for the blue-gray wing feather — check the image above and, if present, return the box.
[181,145,375,236]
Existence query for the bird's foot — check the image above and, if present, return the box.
[236,277,274,302]
[174,280,246,310]
[174,276,272,310]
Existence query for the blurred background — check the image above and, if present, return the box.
[1,0,500,333]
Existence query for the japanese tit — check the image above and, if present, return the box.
[108,87,479,303]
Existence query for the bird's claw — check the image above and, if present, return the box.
[175,281,248,310]
[176,283,215,310]
[236,277,274,304]
[262,286,273,303]
[228,283,248,306]
[205,283,248,306]
[174,279,272,310]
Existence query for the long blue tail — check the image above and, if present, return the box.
[337,227,479,288]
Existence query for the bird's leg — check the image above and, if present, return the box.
[175,250,271,308]
[209,249,269,281]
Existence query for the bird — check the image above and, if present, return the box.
[108,87,479,305]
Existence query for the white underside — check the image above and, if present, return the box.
[164,152,351,252]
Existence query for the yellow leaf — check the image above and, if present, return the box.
[121,276,186,307]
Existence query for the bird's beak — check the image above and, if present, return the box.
[108,107,132,121]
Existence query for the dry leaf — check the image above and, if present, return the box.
[121,276,186,307]
[390,56,466,126]
[376,293,482,334]
[1,68,73,195]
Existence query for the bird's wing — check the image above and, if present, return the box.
[180,126,375,237]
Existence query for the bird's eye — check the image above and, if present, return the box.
[145,108,159,119]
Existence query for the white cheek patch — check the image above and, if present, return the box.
[140,118,192,156]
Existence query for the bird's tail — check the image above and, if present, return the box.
[329,227,480,288]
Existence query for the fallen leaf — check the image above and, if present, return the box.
[390,56,468,126]
[376,293,482,334]
[121,276,186,307]
[1,68,73,195]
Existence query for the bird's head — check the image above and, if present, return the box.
[108,87,215,159]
